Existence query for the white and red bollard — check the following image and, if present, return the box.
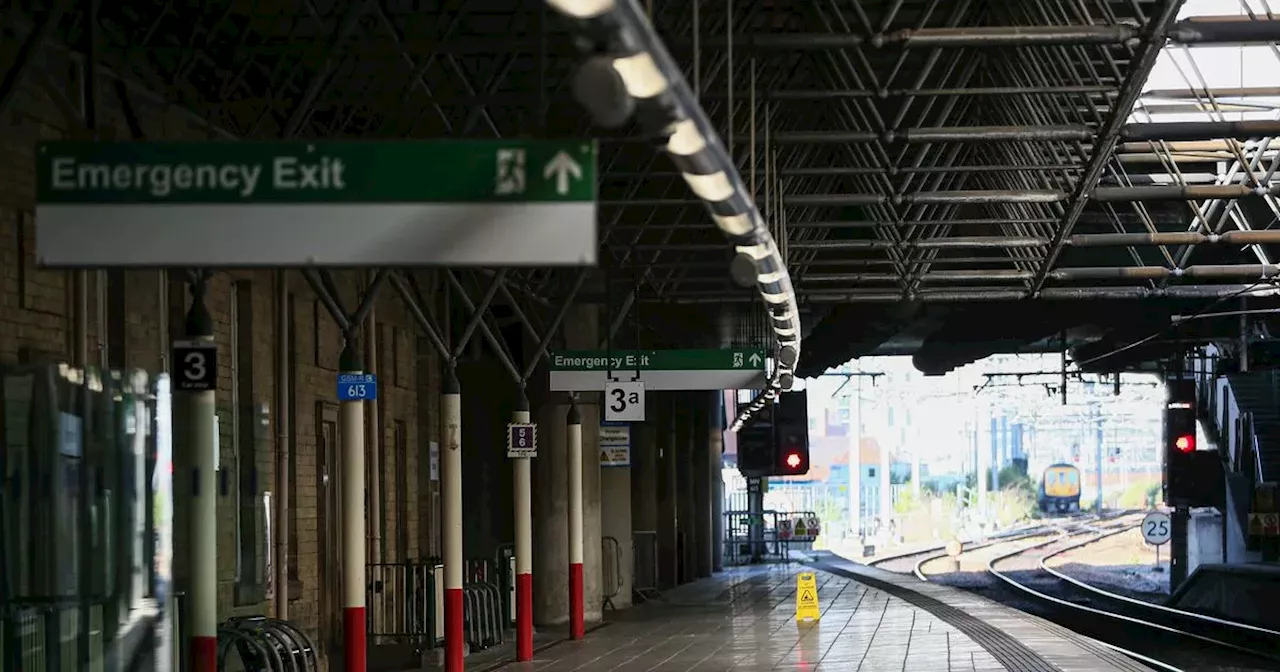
[567,400,585,640]
[184,303,218,672]
[513,392,534,660]
[443,373,465,672]
[340,355,368,672]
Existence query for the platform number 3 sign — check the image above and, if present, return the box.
[604,381,646,422]
[172,340,217,391]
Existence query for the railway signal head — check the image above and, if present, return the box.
[771,391,811,476]
[776,441,810,476]
[1162,377,1222,508]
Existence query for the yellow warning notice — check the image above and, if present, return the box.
[795,572,821,623]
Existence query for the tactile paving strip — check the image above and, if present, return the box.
[817,560,1061,672]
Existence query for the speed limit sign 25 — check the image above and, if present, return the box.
[173,340,217,391]
[1141,511,1171,546]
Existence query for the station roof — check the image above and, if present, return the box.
[9,0,1280,377]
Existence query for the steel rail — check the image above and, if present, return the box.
[986,522,1280,666]
[865,520,1068,571]
[1038,528,1280,640]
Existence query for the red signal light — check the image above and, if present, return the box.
[785,451,802,470]
[1175,434,1195,453]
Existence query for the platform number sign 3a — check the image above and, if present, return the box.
[604,381,646,422]
[1142,511,1172,546]
[172,340,217,391]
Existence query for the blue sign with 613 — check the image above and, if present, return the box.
[337,373,378,401]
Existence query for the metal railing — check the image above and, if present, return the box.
[721,510,821,566]
[492,544,516,628]
[217,616,318,672]
[366,561,444,652]
[461,559,506,651]
[601,537,622,611]
[1,601,106,672]
[1247,418,1265,484]
[631,531,662,603]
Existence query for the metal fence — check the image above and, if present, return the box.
[217,616,318,672]
[367,561,444,652]
[367,551,521,656]
[461,559,505,651]
[631,531,662,603]
[492,545,516,628]
[1,601,106,672]
[722,509,819,566]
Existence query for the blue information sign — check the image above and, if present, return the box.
[337,373,378,401]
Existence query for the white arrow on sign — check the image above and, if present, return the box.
[748,353,762,366]
[543,151,582,195]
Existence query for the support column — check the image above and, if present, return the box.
[880,417,892,527]
[340,345,367,672]
[567,400,585,639]
[513,391,534,661]
[747,476,765,563]
[675,395,696,583]
[714,310,731,574]
[849,429,861,542]
[708,392,724,573]
[1171,505,1190,591]
[274,270,290,618]
[693,398,713,579]
[185,284,217,672]
[365,292,382,568]
[630,401,658,590]
[599,425,633,609]
[442,372,464,672]
[533,397,569,625]
[656,395,679,587]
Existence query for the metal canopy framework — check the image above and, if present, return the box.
[5,0,1280,372]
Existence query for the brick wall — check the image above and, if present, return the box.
[0,49,441,648]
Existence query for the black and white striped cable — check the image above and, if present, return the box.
[547,0,801,431]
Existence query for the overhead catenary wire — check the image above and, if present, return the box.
[1075,281,1276,368]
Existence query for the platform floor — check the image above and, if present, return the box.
[500,561,1155,672]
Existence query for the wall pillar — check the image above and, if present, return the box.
[708,392,725,574]
[655,394,679,589]
[675,393,696,584]
[599,430,633,609]
[630,395,659,591]
[693,396,713,579]
[533,307,601,626]
[533,397,569,625]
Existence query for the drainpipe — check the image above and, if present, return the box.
[275,270,290,618]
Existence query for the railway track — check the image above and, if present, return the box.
[870,511,1122,577]
[866,518,1070,574]
[923,516,1280,672]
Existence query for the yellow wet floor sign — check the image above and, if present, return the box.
[795,572,821,622]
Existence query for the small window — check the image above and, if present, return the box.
[868,467,876,478]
